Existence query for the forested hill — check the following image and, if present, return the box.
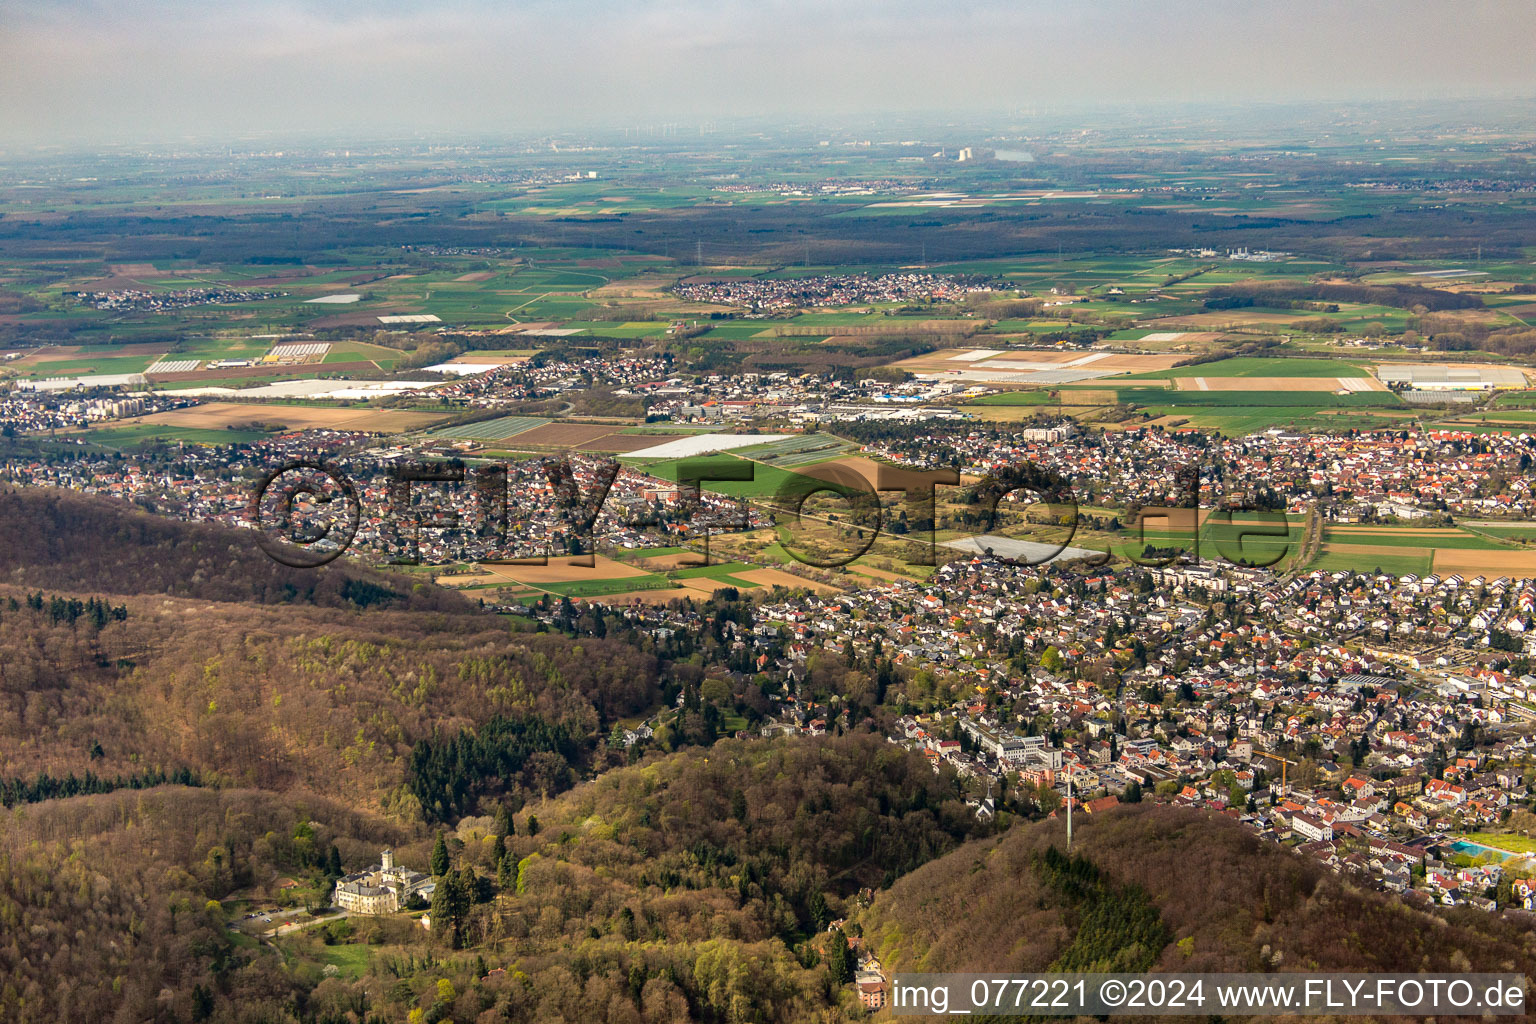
[0,734,985,1024]
[0,588,662,812]
[0,485,468,612]
[861,803,1536,978]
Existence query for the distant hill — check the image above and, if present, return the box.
[0,485,467,612]
[862,803,1536,978]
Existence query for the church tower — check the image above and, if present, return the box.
[381,848,394,872]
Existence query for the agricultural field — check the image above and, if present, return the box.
[1305,523,1536,577]
[111,402,453,433]
[621,452,852,501]
[966,390,1055,406]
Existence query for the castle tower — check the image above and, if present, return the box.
[381,848,394,871]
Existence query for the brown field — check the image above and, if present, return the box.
[79,263,161,289]
[640,552,716,570]
[732,567,842,594]
[1135,507,1212,530]
[236,269,328,288]
[492,422,685,453]
[1176,375,1385,393]
[589,433,687,453]
[1433,550,1536,577]
[306,314,409,329]
[454,271,496,282]
[590,275,676,298]
[498,423,620,448]
[1083,353,1186,373]
[123,401,451,432]
[798,456,887,489]
[1051,388,1122,403]
[888,350,1184,378]
[1127,331,1228,351]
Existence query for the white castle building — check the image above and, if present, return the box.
[333,848,432,915]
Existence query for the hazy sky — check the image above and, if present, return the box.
[3,0,1535,145]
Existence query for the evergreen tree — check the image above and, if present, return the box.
[430,832,450,877]
[826,928,854,985]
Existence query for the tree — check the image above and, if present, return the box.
[430,832,450,878]
[525,814,540,837]
[808,891,831,930]
[1121,781,1143,804]
[431,868,472,948]
[826,928,854,985]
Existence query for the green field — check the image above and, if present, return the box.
[539,576,679,598]
[1323,530,1505,551]
[1122,357,1373,380]
[312,941,373,980]
[1466,523,1536,539]
[669,561,761,582]
[77,424,276,446]
[624,453,857,501]
[1117,387,1401,408]
[968,390,1054,406]
[1309,549,1434,576]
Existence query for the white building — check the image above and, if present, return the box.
[333,848,433,915]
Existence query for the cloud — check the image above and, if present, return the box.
[1,0,1533,144]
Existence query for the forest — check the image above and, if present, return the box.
[862,804,1536,978]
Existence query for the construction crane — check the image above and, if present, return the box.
[1255,751,1299,794]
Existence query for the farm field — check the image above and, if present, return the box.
[431,416,550,442]
[76,424,277,446]
[1173,375,1385,392]
[114,402,452,433]
[966,390,1054,406]
[1122,356,1374,380]
[1305,522,1536,577]
[490,422,687,453]
[623,453,847,501]
[432,550,839,602]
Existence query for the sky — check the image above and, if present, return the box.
[2,0,1535,145]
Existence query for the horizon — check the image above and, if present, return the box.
[4,0,1536,147]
